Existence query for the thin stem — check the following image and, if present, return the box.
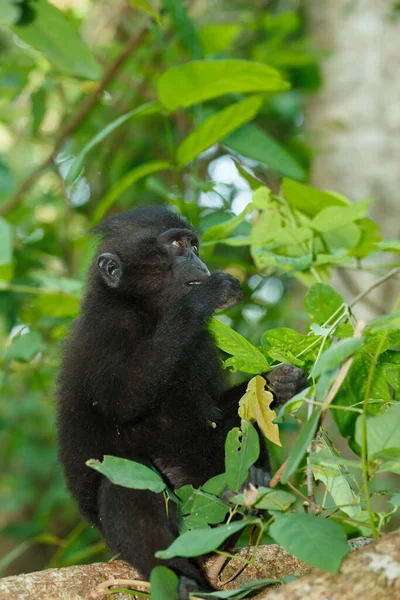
[360,292,400,540]
[350,267,400,308]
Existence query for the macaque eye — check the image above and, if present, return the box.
[172,240,185,248]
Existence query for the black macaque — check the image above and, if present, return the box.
[57,206,307,598]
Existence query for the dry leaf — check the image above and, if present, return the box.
[243,484,259,506]
[238,375,281,446]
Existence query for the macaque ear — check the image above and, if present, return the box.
[97,253,122,288]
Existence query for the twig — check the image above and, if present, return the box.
[0,28,148,217]
[271,320,365,490]
[269,459,287,489]
[206,528,243,587]
[287,481,321,513]
[349,267,400,308]
[321,319,366,415]
[91,577,204,600]
[219,526,256,586]
[305,401,315,512]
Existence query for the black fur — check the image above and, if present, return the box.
[57,206,307,594]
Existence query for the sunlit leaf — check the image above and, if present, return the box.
[261,328,320,361]
[238,376,281,446]
[311,199,372,232]
[209,318,269,374]
[304,283,344,325]
[157,60,289,111]
[281,179,349,217]
[177,96,262,166]
[199,23,241,56]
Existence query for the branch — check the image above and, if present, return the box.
[349,267,400,309]
[0,29,148,217]
[321,319,365,413]
[3,531,398,600]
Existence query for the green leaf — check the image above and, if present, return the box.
[155,520,253,559]
[33,294,79,318]
[201,204,253,243]
[261,328,320,361]
[163,0,201,58]
[311,338,364,378]
[13,0,102,80]
[179,490,228,526]
[66,102,160,184]
[0,217,13,282]
[177,96,262,167]
[224,124,305,181]
[366,313,400,334]
[86,456,166,493]
[377,239,400,253]
[311,199,372,233]
[315,253,353,266]
[374,448,400,475]
[355,404,400,456]
[310,438,361,518]
[91,161,172,225]
[304,283,344,325]
[201,473,228,497]
[281,179,349,217]
[157,60,289,111]
[269,513,349,573]
[352,218,381,258]
[5,332,43,362]
[225,421,260,493]
[150,566,179,600]
[31,86,47,135]
[232,487,296,512]
[0,1,19,24]
[209,318,269,374]
[199,23,241,57]
[281,410,321,483]
[127,0,160,23]
[323,224,361,252]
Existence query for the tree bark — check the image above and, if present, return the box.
[0,530,399,599]
[305,0,400,317]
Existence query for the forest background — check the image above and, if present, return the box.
[0,0,400,589]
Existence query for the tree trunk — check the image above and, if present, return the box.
[305,0,400,317]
